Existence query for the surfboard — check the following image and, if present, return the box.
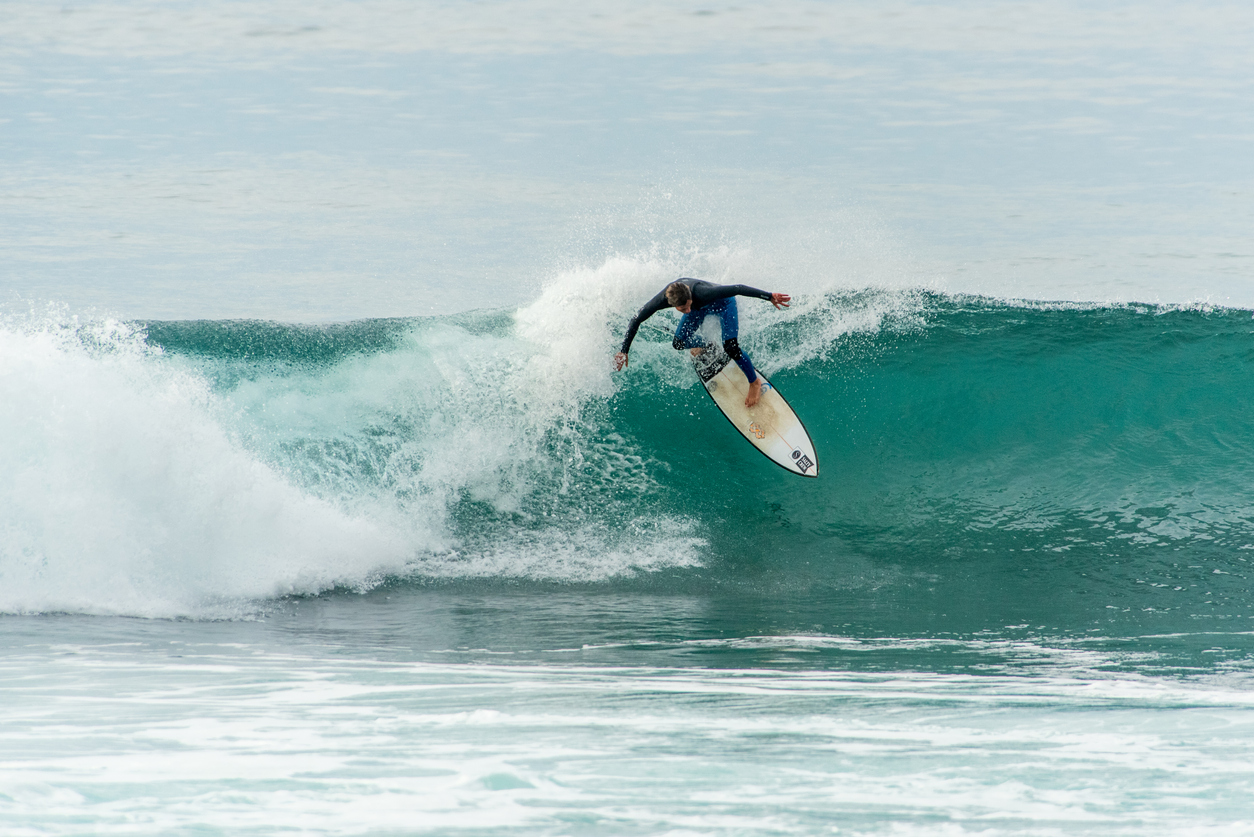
[692,350,818,477]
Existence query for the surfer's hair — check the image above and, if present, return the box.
[665,282,691,306]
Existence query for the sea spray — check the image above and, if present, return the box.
[0,313,408,618]
[7,268,1254,627]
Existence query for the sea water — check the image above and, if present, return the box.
[4,2,1254,834]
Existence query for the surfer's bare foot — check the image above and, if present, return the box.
[745,379,762,408]
[690,348,705,357]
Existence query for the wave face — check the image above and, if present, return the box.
[5,271,1254,622]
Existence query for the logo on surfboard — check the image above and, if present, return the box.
[791,449,814,473]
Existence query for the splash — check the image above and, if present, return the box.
[0,312,409,618]
[11,257,1254,622]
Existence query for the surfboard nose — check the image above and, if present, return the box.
[789,447,818,477]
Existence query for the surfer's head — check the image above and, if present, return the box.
[665,282,692,312]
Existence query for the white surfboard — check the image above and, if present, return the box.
[692,350,818,477]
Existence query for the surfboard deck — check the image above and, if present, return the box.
[692,349,818,477]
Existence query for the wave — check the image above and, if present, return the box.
[4,262,1254,619]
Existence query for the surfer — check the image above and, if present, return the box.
[614,279,791,407]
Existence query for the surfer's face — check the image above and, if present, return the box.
[675,301,693,314]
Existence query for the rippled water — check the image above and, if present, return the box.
[5,1,1254,833]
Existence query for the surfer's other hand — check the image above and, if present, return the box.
[771,293,791,310]
[613,352,628,370]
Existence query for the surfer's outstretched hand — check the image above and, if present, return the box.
[613,351,628,370]
[770,293,791,310]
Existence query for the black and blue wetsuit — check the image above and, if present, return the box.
[619,279,773,383]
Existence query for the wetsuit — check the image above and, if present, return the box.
[619,279,772,383]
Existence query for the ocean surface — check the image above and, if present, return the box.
[5,1,1254,835]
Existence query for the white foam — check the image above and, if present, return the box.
[529,249,918,379]
[0,254,920,615]
[7,645,1254,835]
[412,517,705,583]
[0,295,717,616]
[0,314,409,618]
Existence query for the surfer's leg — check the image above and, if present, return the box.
[673,309,709,351]
[723,338,757,382]
[716,299,758,383]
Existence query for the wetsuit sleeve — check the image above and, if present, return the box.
[619,290,670,354]
[704,284,773,303]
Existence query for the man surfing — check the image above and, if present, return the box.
[614,279,791,407]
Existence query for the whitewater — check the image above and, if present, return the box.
[7,273,1254,622]
[6,0,1254,834]
[8,271,1254,833]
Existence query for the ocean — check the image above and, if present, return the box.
[5,2,1254,834]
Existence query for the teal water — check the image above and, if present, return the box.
[139,294,1254,632]
[9,290,1254,635]
[7,288,1254,832]
[7,0,1254,832]
[11,610,1254,836]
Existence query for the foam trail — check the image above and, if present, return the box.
[8,639,1254,836]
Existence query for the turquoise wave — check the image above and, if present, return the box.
[7,291,1253,622]
[140,295,1254,622]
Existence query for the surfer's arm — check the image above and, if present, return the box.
[728,285,791,310]
[727,284,774,302]
[700,284,791,310]
[618,291,670,356]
